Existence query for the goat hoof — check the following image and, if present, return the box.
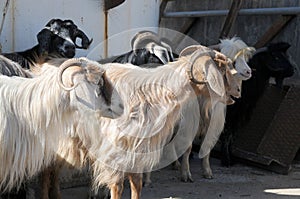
[143,181,152,187]
[181,176,194,183]
[203,174,213,179]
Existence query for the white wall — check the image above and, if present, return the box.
[0,0,160,58]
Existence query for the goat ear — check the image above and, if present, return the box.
[205,60,225,97]
[149,44,169,64]
[37,29,53,55]
[94,72,113,105]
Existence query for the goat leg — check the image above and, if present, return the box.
[180,146,194,182]
[128,173,143,199]
[143,172,152,187]
[202,153,213,179]
[109,180,124,199]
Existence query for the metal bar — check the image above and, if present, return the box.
[163,7,300,18]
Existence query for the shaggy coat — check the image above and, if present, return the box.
[71,48,239,199]
[0,58,113,192]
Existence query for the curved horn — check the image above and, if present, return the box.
[179,45,201,57]
[73,29,93,49]
[131,31,161,53]
[253,47,268,55]
[186,49,216,84]
[57,58,88,91]
[160,39,175,61]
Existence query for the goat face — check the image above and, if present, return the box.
[232,49,254,80]
[52,33,76,58]
[250,42,295,87]
[37,19,92,58]
[212,37,255,81]
[58,58,123,118]
[181,45,241,104]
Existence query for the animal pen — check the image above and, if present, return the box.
[160,0,300,174]
[0,0,300,198]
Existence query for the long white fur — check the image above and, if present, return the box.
[74,58,203,189]
[0,60,106,191]
[195,37,255,178]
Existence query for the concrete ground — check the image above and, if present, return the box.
[61,155,300,199]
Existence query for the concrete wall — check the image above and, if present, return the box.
[0,0,160,58]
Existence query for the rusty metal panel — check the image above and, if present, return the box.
[233,85,286,152]
[232,85,300,174]
[257,86,300,165]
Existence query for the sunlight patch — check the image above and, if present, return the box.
[264,188,300,196]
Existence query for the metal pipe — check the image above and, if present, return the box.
[163,7,300,18]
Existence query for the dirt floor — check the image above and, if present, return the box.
[61,155,300,199]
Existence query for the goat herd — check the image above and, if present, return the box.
[0,18,296,199]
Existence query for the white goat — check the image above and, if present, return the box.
[0,57,119,192]
[143,38,255,186]
[179,38,256,182]
[71,48,240,199]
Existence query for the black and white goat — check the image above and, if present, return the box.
[99,30,175,66]
[220,42,296,166]
[2,18,92,69]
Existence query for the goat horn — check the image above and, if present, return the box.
[57,58,88,91]
[187,49,217,84]
[253,47,268,55]
[131,31,161,53]
[179,45,201,57]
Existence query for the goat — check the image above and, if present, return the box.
[0,55,32,77]
[2,18,92,69]
[0,18,92,199]
[144,37,255,186]
[73,47,240,199]
[45,30,176,199]
[99,30,175,66]
[220,42,296,167]
[0,58,120,194]
[191,37,256,179]
[165,43,245,183]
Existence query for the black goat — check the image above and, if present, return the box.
[99,30,175,66]
[2,18,92,69]
[220,42,296,166]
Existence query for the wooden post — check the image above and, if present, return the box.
[219,0,243,38]
[254,15,296,48]
[159,0,176,24]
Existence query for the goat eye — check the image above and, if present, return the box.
[232,61,236,67]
